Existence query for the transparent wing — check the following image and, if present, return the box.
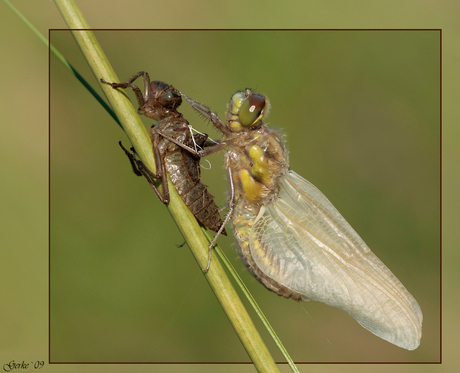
[249,170,422,350]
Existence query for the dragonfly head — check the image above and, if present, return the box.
[226,89,270,132]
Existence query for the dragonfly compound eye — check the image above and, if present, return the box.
[239,94,266,127]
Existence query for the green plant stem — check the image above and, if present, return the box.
[213,244,300,373]
[7,0,298,369]
[53,0,282,371]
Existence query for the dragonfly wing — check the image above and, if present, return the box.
[249,170,422,350]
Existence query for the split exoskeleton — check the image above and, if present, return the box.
[101,72,226,238]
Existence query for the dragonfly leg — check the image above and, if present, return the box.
[204,138,221,147]
[179,92,232,136]
[218,201,231,214]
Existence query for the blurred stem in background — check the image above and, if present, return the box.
[1,0,301,370]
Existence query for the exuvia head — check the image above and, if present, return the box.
[141,81,183,121]
[149,81,182,109]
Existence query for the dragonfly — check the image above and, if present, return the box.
[101,72,226,236]
[177,88,423,350]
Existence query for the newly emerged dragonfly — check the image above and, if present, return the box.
[101,72,226,235]
[179,88,423,350]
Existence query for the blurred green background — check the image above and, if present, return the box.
[2,1,457,372]
[49,29,440,364]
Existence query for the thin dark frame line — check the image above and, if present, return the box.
[48,28,442,365]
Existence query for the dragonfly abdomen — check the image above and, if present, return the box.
[233,205,302,301]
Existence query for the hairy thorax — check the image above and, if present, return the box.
[225,126,302,301]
